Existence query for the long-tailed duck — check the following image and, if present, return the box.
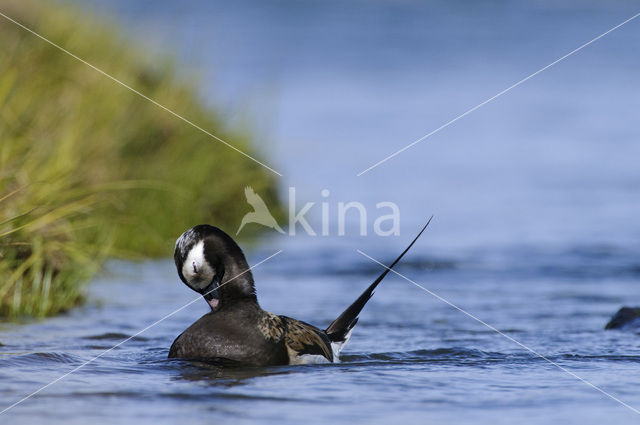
[169,219,431,365]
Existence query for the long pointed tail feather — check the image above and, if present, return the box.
[325,216,433,342]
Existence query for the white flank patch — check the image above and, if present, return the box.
[290,354,332,365]
[329,328,354,359]
[182,240,215,290]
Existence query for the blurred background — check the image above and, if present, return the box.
[79,0,640,251]
[1,1,640,424]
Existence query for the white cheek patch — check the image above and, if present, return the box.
[182,240,215,290]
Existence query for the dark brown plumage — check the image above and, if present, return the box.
[169,219,432,365]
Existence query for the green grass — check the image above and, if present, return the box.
[0,0,281,318]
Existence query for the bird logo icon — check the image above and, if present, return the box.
[236,186,285,235]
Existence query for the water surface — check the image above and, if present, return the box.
[2,242,640,424]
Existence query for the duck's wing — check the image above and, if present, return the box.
[280,316,333,363]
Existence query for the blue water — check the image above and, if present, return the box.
[2,0,640,423]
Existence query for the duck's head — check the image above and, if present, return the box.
[174,225,257,311]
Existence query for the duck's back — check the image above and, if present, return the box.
[168,302,289,366]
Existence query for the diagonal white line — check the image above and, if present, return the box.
[0,11,282,177]
[357,249,640,416]
[357,11,640,176]
[0,249,283,415]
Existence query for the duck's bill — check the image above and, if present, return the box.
[202,279,220,311]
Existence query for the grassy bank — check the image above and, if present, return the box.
[0,0,281,318]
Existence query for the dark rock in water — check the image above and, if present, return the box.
[605,307,640,330]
